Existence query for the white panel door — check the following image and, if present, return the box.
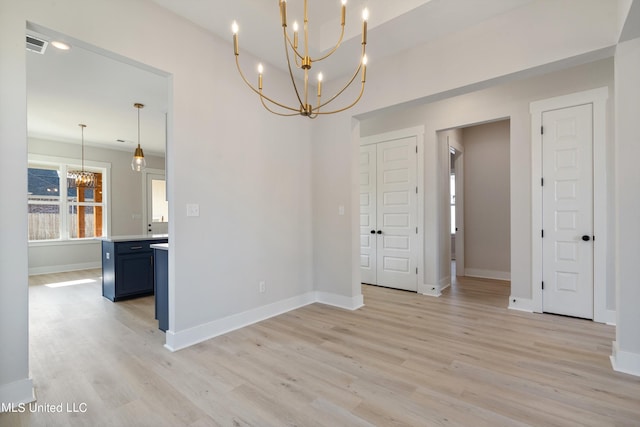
[359,137,417,291]
[376,137,418,291]
[542,104,593,319]
[359,145,377,284]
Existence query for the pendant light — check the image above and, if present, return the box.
[67,124,97,188]
[131,102,146,172]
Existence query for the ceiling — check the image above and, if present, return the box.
[26,0,534,154]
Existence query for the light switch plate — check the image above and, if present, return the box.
[186,203,200,217]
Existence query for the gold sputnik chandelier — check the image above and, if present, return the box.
[232,0,369,118]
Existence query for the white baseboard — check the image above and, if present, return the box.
[611,341,640,377]
[465,268,511,281]
[418,282,449,297]
[29,262,100,276]
[508,296,533,312]
[0,378,35,411]
[604,309,616,326]
[165,290,365,352]
[315,291,364,310]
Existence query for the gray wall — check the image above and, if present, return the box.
[462,120,511,279]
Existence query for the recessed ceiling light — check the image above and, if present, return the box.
[51,41,71,50]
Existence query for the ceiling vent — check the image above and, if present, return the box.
[26,35,48,54]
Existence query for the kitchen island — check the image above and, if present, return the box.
[150,243,168,331]
[101,235,168,302]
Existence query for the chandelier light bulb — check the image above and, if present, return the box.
[362,8,369,21]
[232,21,239,34]
[258,63,264,74]
[342,0,347,5]
[293,21,299,32]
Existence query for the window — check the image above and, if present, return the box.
[28,158,109,242]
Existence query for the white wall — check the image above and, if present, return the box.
[613,36,640,376]
[1,0,315,403]
[27,138,165,274]
[358,58,615,300]
[1,0,636,406]
[462,120,511,280]
[311,0,620,303]
[0,0,33,408]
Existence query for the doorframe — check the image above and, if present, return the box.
[360,126,425,292]
[141,167,166,235]
[448,141,465,277]
[530,87,610,323]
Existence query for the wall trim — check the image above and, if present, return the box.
[611,341,640,377]
[0,378,35,410]
[419,282,449,297]
[316,291,364,310]
[530,87,609,321]
[165,291,364,352]
[465,268,511,281]
[28,261,100,276]
[508,296,534,312]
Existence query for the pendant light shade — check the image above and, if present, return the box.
[67,124,97,189]
[131,103,146,172]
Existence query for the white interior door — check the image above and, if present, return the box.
[359,145,377,284]
[146,173,168,235]
[360,137,418,291]
[542,104,594,319]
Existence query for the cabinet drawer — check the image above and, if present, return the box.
[116,242,153,254]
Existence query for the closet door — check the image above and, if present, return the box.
[375,137,418,291]
[359,145,377,285]
[360,137,418,291]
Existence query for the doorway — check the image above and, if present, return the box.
[144,169,168,235]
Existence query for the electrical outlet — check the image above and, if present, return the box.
[259,281,266,293]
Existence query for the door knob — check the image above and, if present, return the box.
[377,230,382,234]
[370,230,376,234]
[581,235,591,241]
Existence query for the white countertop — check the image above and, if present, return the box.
[150,243,169,250]
[100,234,168,243]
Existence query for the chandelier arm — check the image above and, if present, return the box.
[314,81,365,115]
[312,25,345,62]
[316,45,365,110]
[283,28,305,108]
[259,95,301,117]
[285,31,305,62]
[235,56,299,112]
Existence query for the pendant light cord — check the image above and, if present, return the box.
[80,124,85,172]
[137,105,141,149]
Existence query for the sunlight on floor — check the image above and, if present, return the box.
[44,278,97,288]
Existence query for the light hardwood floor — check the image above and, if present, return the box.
[2,270,639,426]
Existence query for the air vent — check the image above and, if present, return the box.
[26,35,48,54]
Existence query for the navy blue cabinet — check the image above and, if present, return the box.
[101,238,168,301]
[153,246,169,331]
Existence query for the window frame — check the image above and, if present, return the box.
[28,154,111,246]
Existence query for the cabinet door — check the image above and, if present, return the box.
[116,252,154,297]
